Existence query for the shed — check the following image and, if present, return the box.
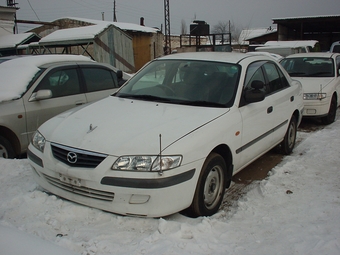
[29,22,135,73]
[0,32,40,56]
[272,15,340,51]
[29,17,163,72]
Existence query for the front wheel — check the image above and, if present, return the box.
[280,115,297,155]
[0,136,15,158]
[321,96,337,125]
[187,153,226,217]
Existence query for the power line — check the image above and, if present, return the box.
[26,0,40,21]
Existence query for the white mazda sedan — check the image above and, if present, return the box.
[281,53,340,124]
[28,52,304,217]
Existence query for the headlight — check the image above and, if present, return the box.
[112,155,182,171]
[31,131,46,152]
[303,93,326,100]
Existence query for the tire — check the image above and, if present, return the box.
[321,96,337,125]
[187,153,226,217]
[280,115,297,155]
[0,136,15,159]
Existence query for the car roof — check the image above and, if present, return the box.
[157,52,270,64]
[0,55,93,103]
[0,54,93,68]
[284,52,340,58]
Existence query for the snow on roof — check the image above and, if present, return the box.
[0,32,38,49]
[39,23,111,44]
[273,14,340,21]
[239,27,277,45]
[264,40,319,47]
[58,17,160,34]
[0,54,92,103]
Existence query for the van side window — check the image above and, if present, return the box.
[82,67,118,92]
[36,68,80,98]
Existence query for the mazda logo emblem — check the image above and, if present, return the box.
[67,152,78,164]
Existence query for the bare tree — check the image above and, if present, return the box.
[212,20,242,42]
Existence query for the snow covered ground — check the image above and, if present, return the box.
[0,119,339,255]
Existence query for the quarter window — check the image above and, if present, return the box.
[82,68,118,92]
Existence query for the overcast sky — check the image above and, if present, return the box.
[3,0,340,34]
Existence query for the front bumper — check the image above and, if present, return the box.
[302,98,330,117]
[27,143,201,217]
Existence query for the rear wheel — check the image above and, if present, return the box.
[0,136,15,159]
[187,153,226,217]
[280,115,297,155]
[321,96,337,125]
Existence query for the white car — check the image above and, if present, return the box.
[281,53,340,124]
[28,52,304,217]
[0,55,131,158]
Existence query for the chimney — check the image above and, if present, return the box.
[140,17,145,26]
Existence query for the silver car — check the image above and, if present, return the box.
[0,55,131,158]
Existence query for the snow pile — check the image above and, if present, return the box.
[0,119,339,254]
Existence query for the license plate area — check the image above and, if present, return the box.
[59,174,82,187]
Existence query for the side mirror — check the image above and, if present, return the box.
[29,90,52,102]
[244,80,266,103]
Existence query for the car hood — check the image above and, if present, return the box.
[41,96,230,155]
[292,77,335,93]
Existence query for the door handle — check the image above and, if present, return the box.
[75,101,86,106]
[267,106,273,114]
[290,96,294,102]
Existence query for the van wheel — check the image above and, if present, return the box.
[280,115,297,155]
[187,153,226,217]
[321,96,337,125]
[0,136,15,158]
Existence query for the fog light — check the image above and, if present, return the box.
[129,194,150,204]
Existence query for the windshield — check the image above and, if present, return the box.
[115,59,240,107]
[281,57,334,77]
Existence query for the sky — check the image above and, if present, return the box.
[0,115,340,254]
[2,0,340,35]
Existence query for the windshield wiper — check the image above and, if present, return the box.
[116,94,172,102]
[186,100,226,107]
[288,72,307,77]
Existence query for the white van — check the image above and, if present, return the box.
[255,40,319,57]
[330,41,340,53]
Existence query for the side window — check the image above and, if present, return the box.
[244,61,267,94]
[36,68,80,98]
[336,56,340,76]
[263,62,288,93]
[82,67,118,92]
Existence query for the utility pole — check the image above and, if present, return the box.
[164,0,171,55]
[7,0,18,34]
[113,1,117,22]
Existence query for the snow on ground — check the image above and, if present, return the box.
[0,119,340,255]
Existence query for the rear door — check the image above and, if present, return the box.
[262,62,295,144]
[23,66,87,140]
[80,66,120,102]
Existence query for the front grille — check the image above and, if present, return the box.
[42,173,115,201]
[51,143,107,168]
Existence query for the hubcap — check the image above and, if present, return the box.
[0,145,8,158]
[203,166,223,209]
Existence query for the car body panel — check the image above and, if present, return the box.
[0,55,131,157]
[281,52,340,118]
[28,52,304,217]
